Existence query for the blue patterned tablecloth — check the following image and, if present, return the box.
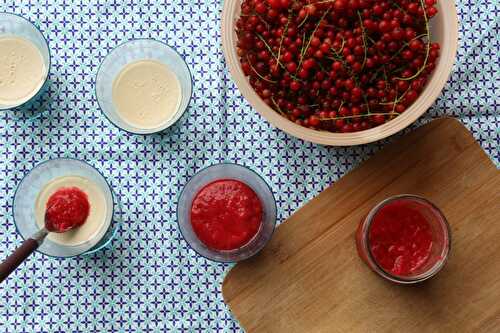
[0,1,498,332]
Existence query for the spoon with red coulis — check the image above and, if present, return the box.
[0,187,90,283]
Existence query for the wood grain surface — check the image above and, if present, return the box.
[222,118,500,333]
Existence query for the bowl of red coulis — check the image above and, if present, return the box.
[356,195,451,284]
[177,163,276,262]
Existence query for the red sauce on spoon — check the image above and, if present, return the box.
[45,187,90,233]
[190,180,263,251]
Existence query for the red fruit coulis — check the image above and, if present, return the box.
[369,200,433,276]
[45,187,90,233]
[190,179,263,251]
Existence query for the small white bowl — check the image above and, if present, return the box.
[96,39,192,135]
[0,12,50,110]
[222,2,459,146]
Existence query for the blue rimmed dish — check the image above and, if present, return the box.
[13,158,121,258]
[177,163,277,263]
[95,38,193,135]
[0,12,50,111]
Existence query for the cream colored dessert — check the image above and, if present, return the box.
[0,36,46,106]
[112,60,181,129]
[35,176,108,246]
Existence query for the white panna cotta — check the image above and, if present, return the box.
[0,36,46,106]
[112,60,182,129]
[35,176,108,246]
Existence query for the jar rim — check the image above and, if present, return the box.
[362,194,452,284]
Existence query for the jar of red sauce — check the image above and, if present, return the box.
[356,195,451,284]
[178,163,276,262]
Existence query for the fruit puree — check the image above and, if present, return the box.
[45,187,90,233]
[190,179,263,251]
[36,176,108,246]
[368,200,433,276]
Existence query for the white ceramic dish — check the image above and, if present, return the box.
[222,2,459,146]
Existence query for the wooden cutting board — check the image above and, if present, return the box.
[222,118,500,333]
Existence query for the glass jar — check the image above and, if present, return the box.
[356,195,451,284]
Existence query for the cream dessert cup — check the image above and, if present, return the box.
[13,159,119,258]
[0,13,50,110]
[96,39,192,134]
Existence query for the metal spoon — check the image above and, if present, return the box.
[0,207,79,283]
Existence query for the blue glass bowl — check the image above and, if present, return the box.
[95,38,192,135]
[13,158,121,258]
[178,163,277,262]
[0,12,50,110]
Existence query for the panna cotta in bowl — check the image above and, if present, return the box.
[0,13,50,110]
[13,159,117,257]
[96,39,192,134]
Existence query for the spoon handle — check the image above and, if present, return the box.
[0,229,48,283]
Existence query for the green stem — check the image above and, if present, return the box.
[368,65,386,83]
[390,33,428,62]
[331,36,345,58]
[298,13,309,28]
[246,56,277,83]
[255,32,307,83]
[396,0,431,81]
[390,0,408,15]
[357,11,368,70]
[271,96,286,115]
[277,12,292,69]
[319,101,344,121]
[366,35,376,45]
[314,0,336,4]
[363,94,371,114]
[298,9,331,71]
[255,33,285,73]
[378,86,411,105]
[256,14,270,28]
[319,112,397,121]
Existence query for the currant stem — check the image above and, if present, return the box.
[277,12,292,69]
[246,55,277,83]
[298,8,331,71]
[271,96,286,115]
[396,0,431,81]
[319,112,397,121]
[298,13,309,28]
[390,33,428,62]
[357,11,368,70]
[256,34,280,65]
[255,33,305,83]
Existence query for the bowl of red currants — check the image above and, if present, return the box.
[222,0,458,145]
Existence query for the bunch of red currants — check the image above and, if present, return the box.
[236,0,440,132]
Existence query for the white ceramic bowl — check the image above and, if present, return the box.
[222,2,459,146]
